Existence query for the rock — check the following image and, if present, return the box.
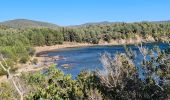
[61,64,71,69]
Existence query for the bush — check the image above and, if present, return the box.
[0,82,19,100]
[19,56,29,64]
[91,38,99,44]
[27,47,36,56]
[0,68,6,76]
[103,34,111,43]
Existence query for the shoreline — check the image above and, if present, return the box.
[35,38,155,55]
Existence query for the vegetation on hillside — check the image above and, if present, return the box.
[0,19,59,29]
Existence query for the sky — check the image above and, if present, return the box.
[0,0,170,26]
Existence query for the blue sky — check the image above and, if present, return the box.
[0,0,170,26]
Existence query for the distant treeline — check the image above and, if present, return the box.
[1,22,170,46]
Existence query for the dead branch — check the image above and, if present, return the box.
[0,54,24,100]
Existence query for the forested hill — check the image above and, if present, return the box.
[0,19,59,29]
[75,20,170,27]
[152,20,170,23]
[75,21,119,27]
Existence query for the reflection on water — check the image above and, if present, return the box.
[48,43,169,78]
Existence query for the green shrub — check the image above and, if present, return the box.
[19,56,29,64]
[0,82,19,100]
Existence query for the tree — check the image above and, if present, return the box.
[31,32,45,46]
[103,34,111,42]
[44,32,54,46]
[53,31,64,44]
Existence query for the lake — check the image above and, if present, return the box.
[48,43,169,78]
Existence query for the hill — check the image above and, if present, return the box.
[74,21,122,27]
[0,19,59,29]
[152,20,170,23]
[77,20,170,27]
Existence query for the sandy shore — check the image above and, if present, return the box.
[35,42,94,53]
[35,36,152,53]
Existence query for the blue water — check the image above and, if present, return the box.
[48,43,169,78]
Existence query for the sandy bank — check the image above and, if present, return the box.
[35,36,155,53]
[35,42,93,53]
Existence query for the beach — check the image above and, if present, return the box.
[35,36,153,53]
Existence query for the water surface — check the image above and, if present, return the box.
[48,43,169,78]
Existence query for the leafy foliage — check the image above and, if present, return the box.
[13,47,169,99]
[20,66,102,100]
[0,82,19,100]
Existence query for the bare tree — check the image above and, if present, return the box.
[98,52,136,88]
[0,54,24,100]
[137,43,148,61]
